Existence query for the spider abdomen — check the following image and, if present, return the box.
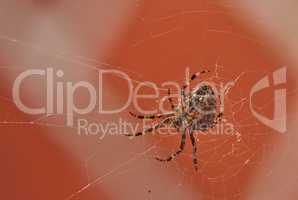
[190,85,217,131]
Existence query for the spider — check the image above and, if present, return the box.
[125,70,223,171]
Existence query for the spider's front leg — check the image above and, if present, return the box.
[155,127,187,162]
[167,88,176,111]
[129,111,173,119]
[190,70,210,82]
[124,117,174,137]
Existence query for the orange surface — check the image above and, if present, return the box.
[0,1,297,200]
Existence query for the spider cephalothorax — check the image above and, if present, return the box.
[126,70,223,171]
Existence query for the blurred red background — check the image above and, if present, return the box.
[0,1,297,200]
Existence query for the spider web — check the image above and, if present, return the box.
[0,2,297,200]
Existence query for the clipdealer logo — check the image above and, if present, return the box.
[11,67,287,134]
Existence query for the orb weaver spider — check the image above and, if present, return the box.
[125,70,223,171]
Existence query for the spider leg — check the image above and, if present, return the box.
[155,128,187,162]
[180,84,188,112]
[188,70,211,104]
[125,117,174,137]
[167,88,176,111]
[216,112,223,120]
[190,70,210,82]
[190,130,198,171]
[129,111,173,119]
[181,70,210,111]
[212,112,223,127]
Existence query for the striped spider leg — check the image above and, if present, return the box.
[125,115,175,137]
